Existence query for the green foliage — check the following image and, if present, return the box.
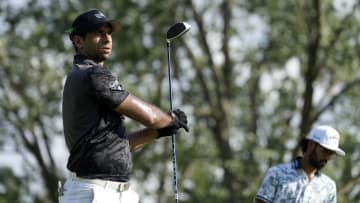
[0,169,23,202]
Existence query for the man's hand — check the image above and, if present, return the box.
[157,109,189,138]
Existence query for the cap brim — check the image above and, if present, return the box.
[334,148,346,156]
[107,20,121,32]
[319,143,346,156]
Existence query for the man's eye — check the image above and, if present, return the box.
[97,30,112,35]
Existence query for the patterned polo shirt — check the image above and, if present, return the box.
[256,157,336,203]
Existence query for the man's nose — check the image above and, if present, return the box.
[102,33,111,42]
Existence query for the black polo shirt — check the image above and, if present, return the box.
[62,54,131,181]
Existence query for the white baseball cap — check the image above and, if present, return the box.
[306,125,345,156]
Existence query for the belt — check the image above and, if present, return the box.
[73,176,130,192]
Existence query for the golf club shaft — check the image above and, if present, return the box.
[167,41,179,203]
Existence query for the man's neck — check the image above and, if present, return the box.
[300,157,317,181]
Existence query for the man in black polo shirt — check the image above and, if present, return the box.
[59,9,189,203]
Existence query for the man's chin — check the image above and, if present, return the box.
[103,51,111,57]
[104,54,111,60]
[93,55,110,63]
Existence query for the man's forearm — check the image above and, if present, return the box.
[128,128,159,151]
[113,94,172,128]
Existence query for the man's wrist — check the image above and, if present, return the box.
[157,125,176,138]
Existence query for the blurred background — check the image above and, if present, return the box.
[0,0,360,202]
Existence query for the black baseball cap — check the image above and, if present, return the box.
[66,9,121,38]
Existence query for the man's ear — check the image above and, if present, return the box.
[72,35,84,50]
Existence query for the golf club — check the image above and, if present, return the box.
[166,21,191,203]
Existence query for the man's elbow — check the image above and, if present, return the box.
[143,113,162,128]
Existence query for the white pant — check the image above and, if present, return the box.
[59,177,139,203]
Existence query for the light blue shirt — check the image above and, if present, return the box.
[256,157,336,203]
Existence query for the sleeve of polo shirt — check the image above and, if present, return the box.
[88,68,129,109]
[256,167,278,203]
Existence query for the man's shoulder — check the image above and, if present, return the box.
[68,63,109,80]
[318,172,336,186]
[266,159,300,179]
[269,160,294,171]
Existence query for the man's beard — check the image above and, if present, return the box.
[92,54,108,63]
[309,146,327,170]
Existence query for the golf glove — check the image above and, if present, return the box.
[157,109,189,138]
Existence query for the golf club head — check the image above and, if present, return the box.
[166,22,191,42]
